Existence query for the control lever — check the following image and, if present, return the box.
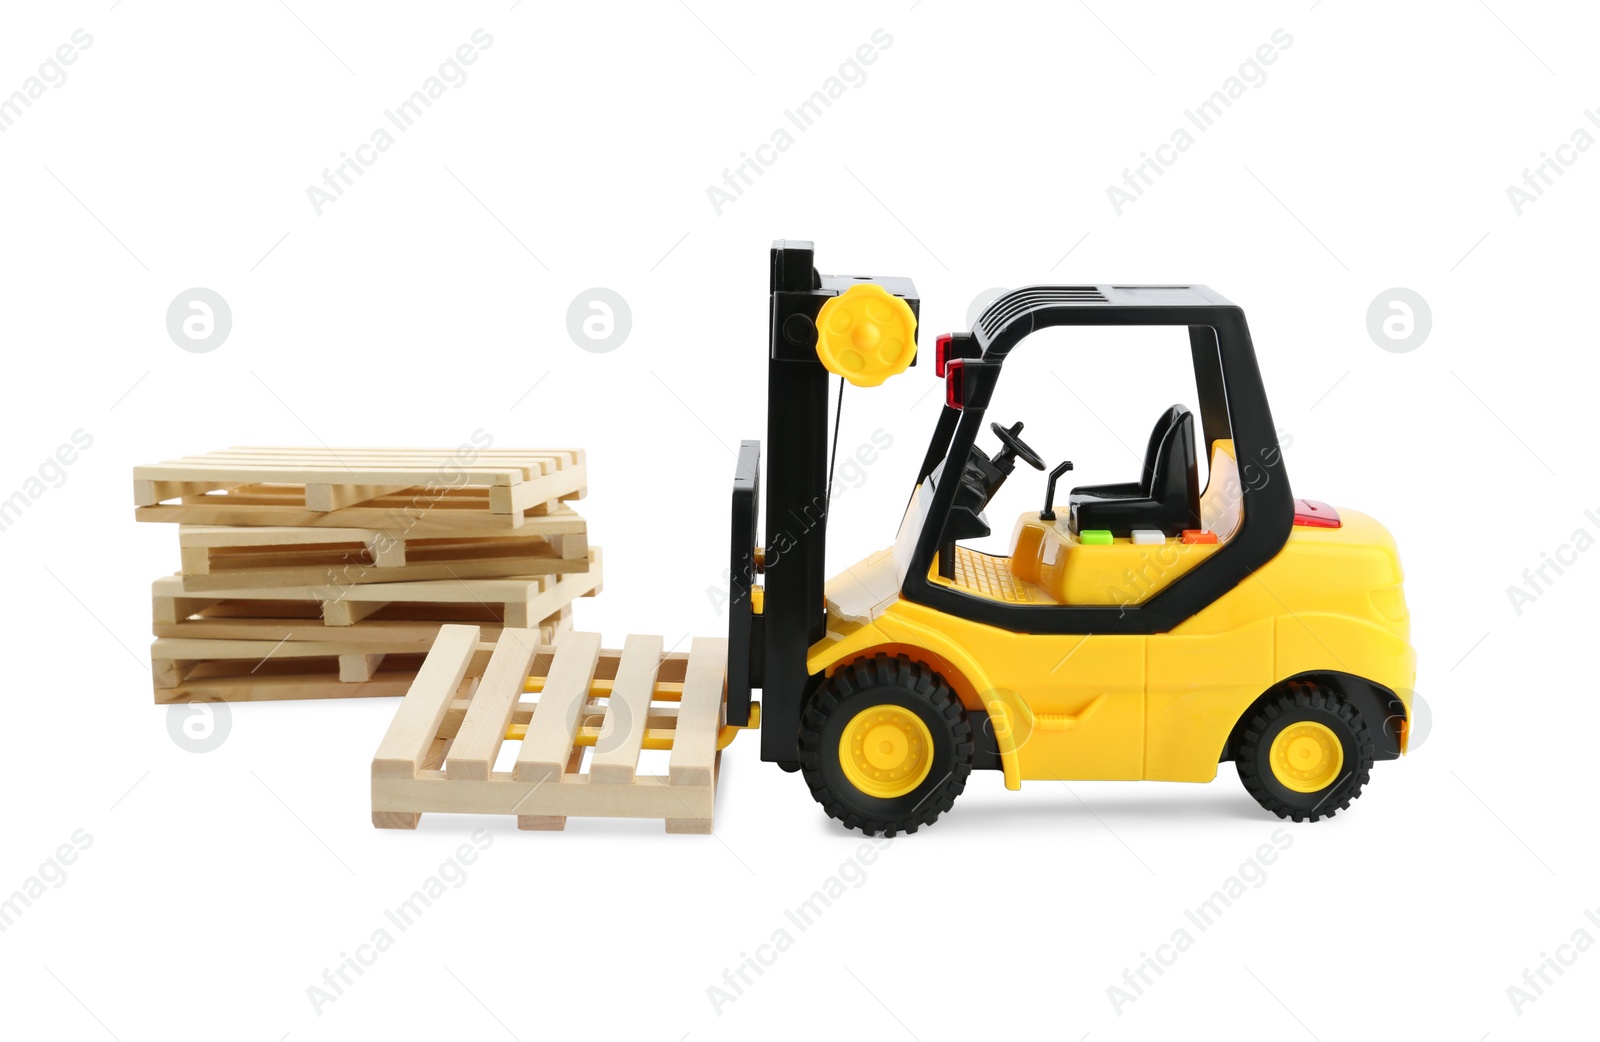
[1039,460,1074,522]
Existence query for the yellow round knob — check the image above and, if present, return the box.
[814,283,917,388]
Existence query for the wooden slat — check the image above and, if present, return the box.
[339,653,385,682]
[374,773,715,820]
[306,483,409,511]
[160,569,595,601]
[669,637,728,787]
[209,446,581,468]
[488,462,590,513]
[512,550,603,626]
[132,450,586,503]
[513,632,602,783]
[179,523,388,548]
[149,638,504,703]
[446,629,540,781]
[157,661,429,704]
[154,638,416,691]
[168,507,584,545]
[588,634,664,785]
[550,532,589,560]
[135,478,217,506]
[133,460,530,487]
[178,522,585,553]
[154,605,570,647]
[666,751,720,834]
[217,445,581,457]
[153,636,388,665]
[176,539,588,591]
[372,625,480,778]
[155,571,560,604]
[151,553,599,619]
[324,600,385,626]
[138,499,555,532]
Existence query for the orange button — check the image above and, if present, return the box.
[1181,529,1217,544]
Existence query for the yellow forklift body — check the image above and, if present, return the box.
[807,506,1415,790]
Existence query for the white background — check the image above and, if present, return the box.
[1,1,1595,1038]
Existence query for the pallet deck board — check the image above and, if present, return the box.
[514,632,603,785]
[445,629,540,782]
[588,634,665,785]
[669,637,729,790]
[372,626,482,776]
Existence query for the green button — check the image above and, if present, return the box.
[1079,529,1113,545]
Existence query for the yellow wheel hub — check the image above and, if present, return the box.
[838,704,934,799]
[1268,721,1344,793]
[814,283,917,388]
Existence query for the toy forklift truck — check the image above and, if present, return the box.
[728,241,1416,835]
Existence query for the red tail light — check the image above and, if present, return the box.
[934,333,953,377]
[945,360,965,409]
[1292,499,1342,528]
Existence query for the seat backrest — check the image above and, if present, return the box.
[1138,405,1187,492]
[1149,406,1200,522]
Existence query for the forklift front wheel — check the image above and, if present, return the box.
[799,655,974,836]
[1235,682,1375,822]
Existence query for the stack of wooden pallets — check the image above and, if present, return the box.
[134,447,602,703]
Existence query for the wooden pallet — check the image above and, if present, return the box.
[178,509,587,567]
[133,447,585,530]
[372,627,729,833]
[176,525,589,591]
[156,654,433,704]
[137,487,575,533]
[152,549,602,629]
[154,605,570,648]
[149,611,571,703]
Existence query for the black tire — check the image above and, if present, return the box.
[798,655,973,836]
[1236,682,1374,822]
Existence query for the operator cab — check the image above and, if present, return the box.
[890,284,1290,634]
[911,406,1239,611]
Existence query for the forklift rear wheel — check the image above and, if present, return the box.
[799,655,973,836]
[1235,682,1374,822]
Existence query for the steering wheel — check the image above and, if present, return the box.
[990,421,1046,471]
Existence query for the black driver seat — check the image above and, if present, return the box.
[1069,405,1200,538]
